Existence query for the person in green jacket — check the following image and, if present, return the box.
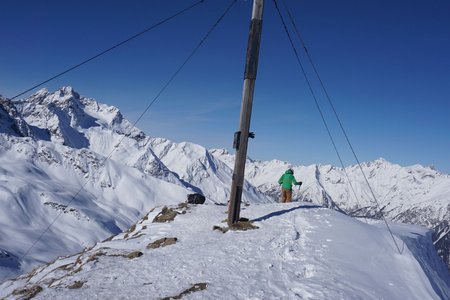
[278,168,302,203]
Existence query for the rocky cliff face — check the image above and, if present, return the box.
[0,96,35,137]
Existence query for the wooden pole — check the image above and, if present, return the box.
[228,0,264,226]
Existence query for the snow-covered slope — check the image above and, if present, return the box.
[0,87,271,281]
[211,149,450,271]
[12,87,269,204]
[0,134,189,281]
[12,87,175,183]
[1,202,449,299]
[150,138,271,204]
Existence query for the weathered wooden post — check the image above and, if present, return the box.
[228,0,264,226]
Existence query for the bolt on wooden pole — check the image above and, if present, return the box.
[228,0,264,226]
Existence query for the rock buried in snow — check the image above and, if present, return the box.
[230,220,259,231]
[126,251,143,259]
[161,282,208,300]
[187,193,206,204]
[12,285,43,299]
[153,207,178,223]
[147,237,178,249]
[152,204,191,223]
[212,225,229,233]
[67,281,85,289]
[213,218,259,233]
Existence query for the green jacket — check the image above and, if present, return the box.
[278,169,300,190]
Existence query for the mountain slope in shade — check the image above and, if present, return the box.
[1,203,449,299]
[0,96,35,138]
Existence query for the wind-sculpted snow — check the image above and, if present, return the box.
[1,203,449,299]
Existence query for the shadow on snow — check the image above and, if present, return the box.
[252,204,322,223]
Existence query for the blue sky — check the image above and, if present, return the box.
[1,0,449,173]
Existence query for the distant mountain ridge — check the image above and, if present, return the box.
[0,87,448,281]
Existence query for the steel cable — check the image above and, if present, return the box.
[1,0,238,283]
[9,0,207,101]
[272,0,402,253]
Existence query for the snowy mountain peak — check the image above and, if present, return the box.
[59,85,76,95]
[11,87,145,147]
[21,86,118,127]
[372,157,389,167]
[26,86,80,106]
[34,87,49,96]
[375,157,387,163]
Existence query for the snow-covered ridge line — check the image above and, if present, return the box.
[211,148,450,271]
[1,203,449,299]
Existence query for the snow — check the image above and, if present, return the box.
[0,86,449,298]
[1,202,448,299]
[0,136,189,281]
[211,149,450,226]
[150,138,272,204]
[0,87,271,282]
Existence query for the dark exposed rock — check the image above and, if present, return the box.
[12,285,43,299]
[230,220,259,231]
[126,251,143,259]
[152,207,178,223]
[187,193,206,204]
[433,220,450,269]
[147,237,178,249]
[67,280,85,289]
[161,283,208,300]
